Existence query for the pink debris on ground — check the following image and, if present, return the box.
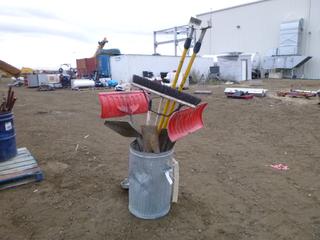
[270,164,289,171]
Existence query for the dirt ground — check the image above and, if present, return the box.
[0,78,320,240]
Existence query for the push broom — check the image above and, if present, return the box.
[159,24,211,130]
[156,17,201,131]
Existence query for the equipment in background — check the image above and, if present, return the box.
[93,37,108,57]
[262,19,312,79]
[225,91,254,99]
[224,88,268,97]
[76,37,121,80]
[277,89,318,99]
[58,64,76,88]
[71,79,95,90]
[208,65,220,80]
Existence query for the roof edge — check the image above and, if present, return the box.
[197,0,272,17]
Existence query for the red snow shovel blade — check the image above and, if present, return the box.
[167,103,208,142]
[99,91,149,119]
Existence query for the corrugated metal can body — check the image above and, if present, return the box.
[0,112,17,162]
[128,141,173,219]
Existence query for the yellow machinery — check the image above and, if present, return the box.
[93,37,108,57]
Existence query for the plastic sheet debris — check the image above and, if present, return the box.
[270,164,289,171]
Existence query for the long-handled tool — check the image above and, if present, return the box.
[104,121,141,138]
[158,103,208,152]
[159,25,211,130]
[99,91,149,119]
[167,103,208,142]
[104,120,144,151]
[140,98,160,153]
[157,17,201,131]
[131,74,203,152]
[99,91,149,151]
[132,75,201,108]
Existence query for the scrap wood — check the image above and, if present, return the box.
[277,91,288,97]
[277,90,317,99]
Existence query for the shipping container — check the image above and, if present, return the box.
[97,55,111,77]
[76,57,97,78]
[26,74,39,87]
[109,54,214,84]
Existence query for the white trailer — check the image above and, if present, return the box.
[109,54,214,84]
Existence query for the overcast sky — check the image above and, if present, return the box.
[0,0,256,69]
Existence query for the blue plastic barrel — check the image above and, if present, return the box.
[0,112,17,162]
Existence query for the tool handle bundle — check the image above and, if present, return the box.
[0,87,17,114]
[99,17,211,153]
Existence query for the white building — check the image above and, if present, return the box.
[197,0,320,79]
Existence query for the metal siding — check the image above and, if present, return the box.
[304,0,320,79]
[197,0,320,79]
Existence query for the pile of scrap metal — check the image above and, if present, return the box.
[224,88,268,99]
[225,91,254,99]
[277,89,318,99]
[0,87,16,113]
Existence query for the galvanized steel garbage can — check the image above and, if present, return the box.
[128,141,173,219]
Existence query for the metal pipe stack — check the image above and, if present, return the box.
[0,87,17,114]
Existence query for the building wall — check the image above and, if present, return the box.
[197,0,320,79]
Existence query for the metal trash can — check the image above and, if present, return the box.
[128,141,173,219]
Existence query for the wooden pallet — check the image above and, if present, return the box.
[0,148,43,190]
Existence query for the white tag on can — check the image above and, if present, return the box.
[5,122,12,131]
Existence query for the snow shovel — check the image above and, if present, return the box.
[105,120,144,151]
[167,103,208,142]
[104,120,141,138]
[159,128,176,152]
[140,99,160,153]
[99,91,149,119]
